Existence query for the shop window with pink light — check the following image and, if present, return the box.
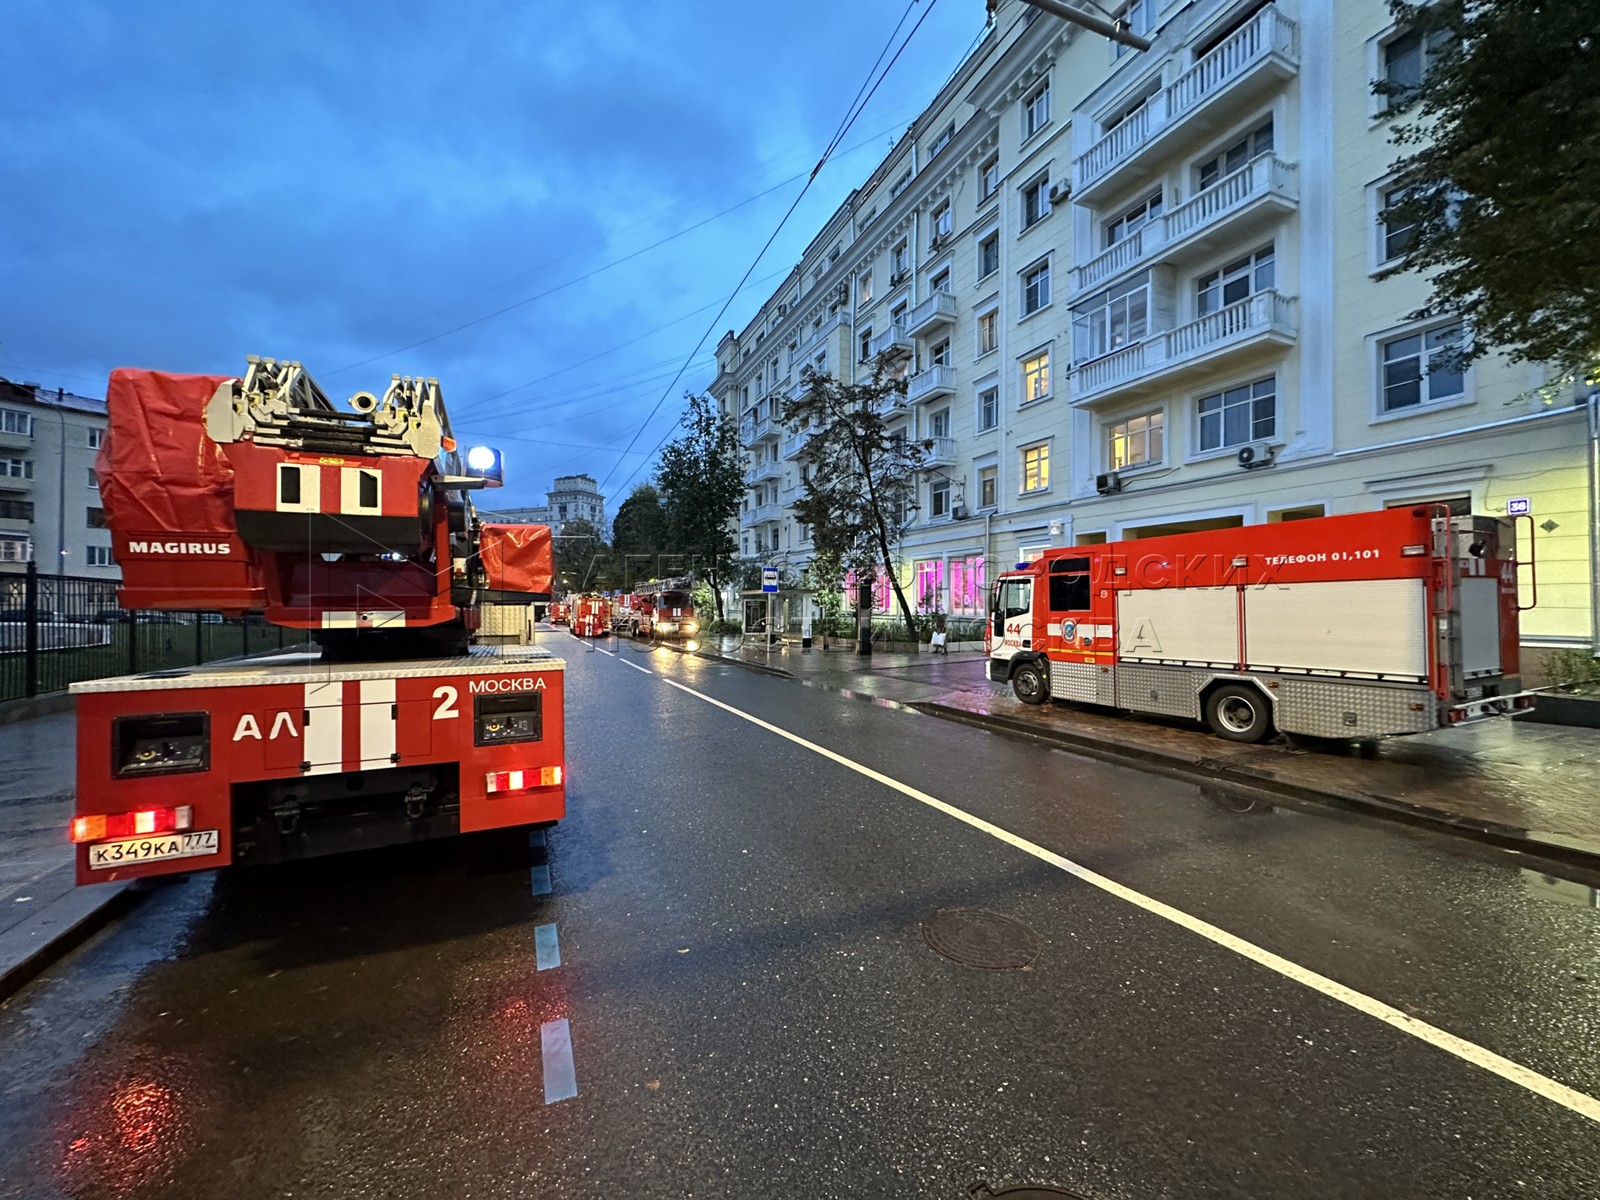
[949,556,986,616]
[914,560,945,612]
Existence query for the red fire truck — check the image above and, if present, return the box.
[987,508,1535,743]
[638,585,698,641]
[69,359,566,884]
[548,601,570,625]
[570,595,612,638]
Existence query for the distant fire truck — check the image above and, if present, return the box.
[548,601,570,625]
[70,360,564,884]
[637,585,698,641]
[570,595,612,638]
[987,508,1535,743]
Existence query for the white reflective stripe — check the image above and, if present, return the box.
[341,466,382,514]
[302,681,342,774]
[1047,623,1061,637]
[359,677,396,770]
[320,611,407,629]
[276,463,322,513]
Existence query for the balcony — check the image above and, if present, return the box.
[746,502,784,526]
[781,428,812,459]
[906,364,957,404]
[920,436,957,468]
[745,459,781,486]
[806,313,846,352]
[905,291,958,337]
[739,409,780,444]
[1073,5,1299,206]
[0,428,33,452]
[868,323,912,360]
[1071,290,1298,408]
[0,474,34,494]
[1072,156,1299,293]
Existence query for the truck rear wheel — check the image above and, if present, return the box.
[1205,684,1273,743]
[1011,661,1048,705]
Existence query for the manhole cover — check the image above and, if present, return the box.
[970,1184,1091,1199]
[922,908,1040,970]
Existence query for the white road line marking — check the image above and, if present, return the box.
[530,865,552,897]
[594,645,616,657]
[541,1018,578,1103]
[528,829,547,848]
[535,922,561,971]
[621,659,653,675]
[657,675,1600,1127]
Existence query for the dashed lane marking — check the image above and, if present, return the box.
[656,674,1600,1128]
[620,659,653,675]
[535,922,561,971]
[541,1018,578,1103]
[530,865,552,897]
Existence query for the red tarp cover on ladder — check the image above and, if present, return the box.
[479,523,554,599]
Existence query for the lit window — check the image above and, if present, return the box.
[1198,377,1276,451]
[1381,325,1465,412]
[1021,443,1050,493]
[977,310,998,356]
[1022,350,1051,403]
[1023,79,1050,138]
[1107,411,1164,469]
[1022,261,1051,315]
[978,233,1000,280]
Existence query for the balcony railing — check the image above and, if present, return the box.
[906,364,957,404]
[0,475,35,493]
[1071,290,1298,406]
[781,429,811,459]
[920,436,957,467]
[1073,5,1299,201]
[0,428,33,451]
[1073,156,1300,292]
[906,291,958,337]
[745,459,781,486]
[739,408,780,443]
[746,502,783,526]
[868,323,912,359]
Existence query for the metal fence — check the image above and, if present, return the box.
[0,562,313,702]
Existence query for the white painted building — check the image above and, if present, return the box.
[707,0,1593,662]
[482,473,608,541]
[0,380,115,579]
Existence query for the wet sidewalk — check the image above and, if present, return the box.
[691,638,1600,869]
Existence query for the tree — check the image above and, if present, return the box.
[783,365,928,633]
[554,518,606,592]
[656,392,744,621]
[610,483,669,589]
[1377,0,1600,376]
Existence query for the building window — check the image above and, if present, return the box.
[1381,324,1465,412]
[1022,350,1051,403]
[1022,175,1051,229]
[892,241,910,279]
[1382,25,1451,106]
[1021,443,1050,493]
[1198,377,1276,451]
[1072,272,1150,361]
[0,538,31,563]
[980,155,1000,200]
[1,410,32,437]
[558,504,568,519]
[931,269,951,293]
[1,458,34,479]
[978,386,999,431]
[859,327,874,362]
[1021,260,1051,316]
[978,232,1000,281]
[930,339,951,367]
[931,202,953,243]
[1105,189,1163,247]
[979,466,998,509]
[1023,78,1050,138]
[0,498,34,520]
[890,169,913,198]
[1197,245,1275,315]
[931,408,951,438]
[87,468,98,489]
[977,310,999,357]
[1196,119,1273,191]
[930,480,951,519]
[1379,184,1416,263]
[86,545,113,567]
[1113,0,1151,58]
[1107,410,1164,469]
[86,506,108,529]
[858,273,873,305]
[929,121,955,157]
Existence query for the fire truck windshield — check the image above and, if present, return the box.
[658,591,691,609]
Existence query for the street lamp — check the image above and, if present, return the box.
[1006,0,1153,51]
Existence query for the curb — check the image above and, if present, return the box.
[0,869,143,1004]
[912,701,1600,875]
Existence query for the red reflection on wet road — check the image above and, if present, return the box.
[58,1074,190,1197]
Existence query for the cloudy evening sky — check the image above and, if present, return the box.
[0,0,990,510]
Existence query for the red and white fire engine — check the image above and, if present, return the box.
[570,595,612,638]
[987,508,1535,743]
[548,601,570,625]
[637,585,698,641]
[70,358,566,884]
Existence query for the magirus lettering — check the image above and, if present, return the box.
[125,540,233,555]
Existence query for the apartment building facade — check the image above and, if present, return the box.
[0,380,116,580]
[709,0,1594,652]
[483,474,609,541]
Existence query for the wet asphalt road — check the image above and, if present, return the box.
[2,637,1600,1198]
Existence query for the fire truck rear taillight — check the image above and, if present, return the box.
[485,767,562,794]
[71,805,194,843]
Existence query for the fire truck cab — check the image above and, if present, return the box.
[987,508,1534,743]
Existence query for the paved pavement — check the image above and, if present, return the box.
[3,639,1599,1197]
[690,637,1600,867]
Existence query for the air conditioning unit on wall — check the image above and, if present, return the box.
[1049,180,1072,204]
[1095,471,1123,496]
[1236,442,1278,470]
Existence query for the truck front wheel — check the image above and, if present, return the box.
[1205,684,1273,743]
[1011,661,1048,705]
